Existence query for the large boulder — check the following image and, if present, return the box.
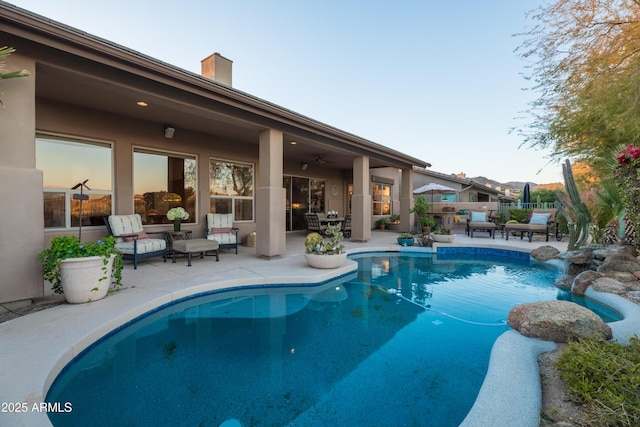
[531,245,560,261]
[571,270,604,296]
[592,277,628,296]
[597,253,640,275]
[507,300,612,343]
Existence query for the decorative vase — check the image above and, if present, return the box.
[431,234,456,243]
[304,253,348,269]
[173,219,181,231]
[58,255,115,303]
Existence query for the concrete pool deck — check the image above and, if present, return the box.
[1,230,635,426]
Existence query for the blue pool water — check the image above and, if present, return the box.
[46,252,620,427]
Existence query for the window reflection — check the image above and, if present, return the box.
[37,137,113,229]
[372,184,392,215]
[209,159,253,221]
[134,150,196,225]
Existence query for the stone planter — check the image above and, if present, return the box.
[430,234,455,243]
[304,253,347,269]
[58,255,115,303]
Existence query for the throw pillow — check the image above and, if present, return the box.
[470,211,486,222]
[210,227,233,234]
[124,231,149,242]
[528,213,550,225]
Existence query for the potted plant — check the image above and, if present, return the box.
[375,217,390,230]
[397,232,415,246]
[304,224,347,269]
[388,214,401,230]
[167,206,190,231]
[431,227,455,243]
[410,196,435,233]
[39,236,124,303]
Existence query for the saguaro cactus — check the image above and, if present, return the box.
[557,159,591,250]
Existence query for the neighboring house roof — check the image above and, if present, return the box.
[413,167,504,196]
[0,1,429,170]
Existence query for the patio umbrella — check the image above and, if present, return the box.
[523,183,531,207]
[413,182,456,204]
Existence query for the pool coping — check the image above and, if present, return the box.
[2,243,638,426]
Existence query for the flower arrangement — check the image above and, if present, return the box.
[166,207,190,221]
[327,210,339,218]
[38,236,123,294]
[305,224,344,255]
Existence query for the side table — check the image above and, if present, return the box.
[164,230,192,255]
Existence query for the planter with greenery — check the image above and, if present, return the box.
[375,217,390,230]
[397,232,415,246]
[410,196,436,233]
[431,227,455,243]
[388,214,401,230]
[39,236,124,303]
[304,224,347,269]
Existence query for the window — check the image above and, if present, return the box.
[372,183,392,215]
[209,159,254,221]
[133,149,197,225]
[36,136,113,229]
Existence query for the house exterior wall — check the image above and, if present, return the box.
[0,53,43,303]
[4,94,350,303]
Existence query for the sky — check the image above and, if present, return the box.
[7,0,562,184]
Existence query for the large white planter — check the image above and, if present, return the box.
[58,255,115,303]
[304,253,348,269]
[430,234,456,243]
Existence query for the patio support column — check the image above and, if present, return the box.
[0,53,43,303]
[256,129,286,258]
[400,168,413,232]
[351,156,371,242]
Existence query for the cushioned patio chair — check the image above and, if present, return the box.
[206,213,239,254]
[342,214,352,238]
[505,209,557,243]
[104,214,167,269]
[467,210,496,239]
[304,213,327,235]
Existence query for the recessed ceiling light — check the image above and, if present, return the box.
[290,141,297,145]
[136,101,148,107]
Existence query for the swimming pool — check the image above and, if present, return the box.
[46,251,620,426]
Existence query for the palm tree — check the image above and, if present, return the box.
[0,46,30,108]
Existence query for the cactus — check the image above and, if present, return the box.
[557,159,591,250]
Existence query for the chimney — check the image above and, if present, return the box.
[201,52,233,86]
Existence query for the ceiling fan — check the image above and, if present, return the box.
[313,154,328,166]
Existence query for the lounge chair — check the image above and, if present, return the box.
[505,209,557,242]
[205,213,239,254]
[467,210,496,239]
[104,214,167,269]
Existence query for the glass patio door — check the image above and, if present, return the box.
[284,176,325,231]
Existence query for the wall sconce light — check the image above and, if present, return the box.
[301,163,308,170]
[164,126,176,139]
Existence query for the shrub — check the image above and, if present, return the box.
[557,336,640,426]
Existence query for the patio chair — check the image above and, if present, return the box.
[304,213,327,235]
[205,213,239,254]
[104,214,167,269]
[342,214,352,238]
[505,209,557,242]
[467,210,496,239]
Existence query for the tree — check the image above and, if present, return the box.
[517,1,640,178]
[0,46,30,108]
